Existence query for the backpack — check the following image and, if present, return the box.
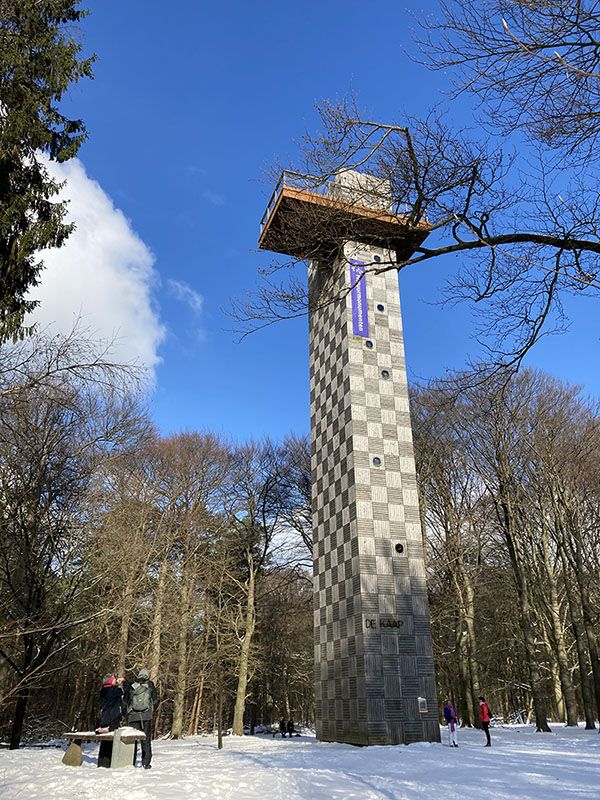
[130,681,151,713]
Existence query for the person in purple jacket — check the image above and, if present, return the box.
[443,699,458,747]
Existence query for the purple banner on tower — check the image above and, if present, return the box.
[350,259,369,338]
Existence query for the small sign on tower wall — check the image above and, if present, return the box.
[350,260,369,337]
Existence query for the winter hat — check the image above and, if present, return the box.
[137,668,150,680]
[103,673,116,687]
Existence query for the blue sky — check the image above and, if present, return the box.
[37,1,598,441]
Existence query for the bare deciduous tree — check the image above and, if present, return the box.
[0,331,145,748]
[416,368,599,732]
[235,1,599,377]
[418,0,600,158]
[225,440,291,736]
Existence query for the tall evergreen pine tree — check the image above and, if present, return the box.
[0,1,94,342]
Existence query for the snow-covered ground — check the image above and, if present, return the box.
[1,725,599,800]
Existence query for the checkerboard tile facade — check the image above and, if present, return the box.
[309,237,440,746]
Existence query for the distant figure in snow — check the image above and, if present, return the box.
[443,699,458,747]
[479,696,492,747]
[97,673,126,768]
[286,719,295,738]
[279,717,287,738]
[125,667,158,769]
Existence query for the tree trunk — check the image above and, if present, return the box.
[583,616,600,724]
[187,672,206,737]
[187,620,210,735]
[554,485,600,723]
[456,621,472,726]
[194,673,206,735]
[149,556,168,681]
[576,578,600,723]
[155,699,167,737]
[497,489,551,732]
[9,687,29,750]
[559,544,596,728]
[187,683,201,737]
[448,510,481,728]
[541,531,579,726]
[232,551,256,736]
[116,574,136,676]
[281,664,291,720]
[520,594,551,732]
[418,490,429,572]
[551,668,565,723]
[171,569,193,739]
[567,599,596,729]
[463,579,481,727]
[0,650,16,706]
[217,682,223,750]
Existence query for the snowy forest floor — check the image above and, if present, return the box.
[1,724,599,800]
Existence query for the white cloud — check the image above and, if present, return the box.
[167,279,204,315]
[202,188,226,207]
[186,165,207,176]
[26,158,166,382]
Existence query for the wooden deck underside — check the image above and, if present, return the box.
[259,187,428,260]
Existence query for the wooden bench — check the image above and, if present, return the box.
[62,728,146,768]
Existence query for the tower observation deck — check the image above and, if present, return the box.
[258,170,439,746]
[259,171,428,261]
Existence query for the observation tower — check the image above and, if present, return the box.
[259,170,440,745]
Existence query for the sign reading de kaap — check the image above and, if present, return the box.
[364,618,404,630]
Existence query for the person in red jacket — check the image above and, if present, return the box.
[479,696,492,746]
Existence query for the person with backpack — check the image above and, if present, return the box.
[443,699,458,747]
[126,668,158,768]
[479,696,492,747]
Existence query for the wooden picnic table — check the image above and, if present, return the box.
[62,727,146,768]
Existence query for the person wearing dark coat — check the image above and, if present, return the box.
[279,717,287,738]
[97,673,125,768]
[286,719,295,737]
[125,667,158,769]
